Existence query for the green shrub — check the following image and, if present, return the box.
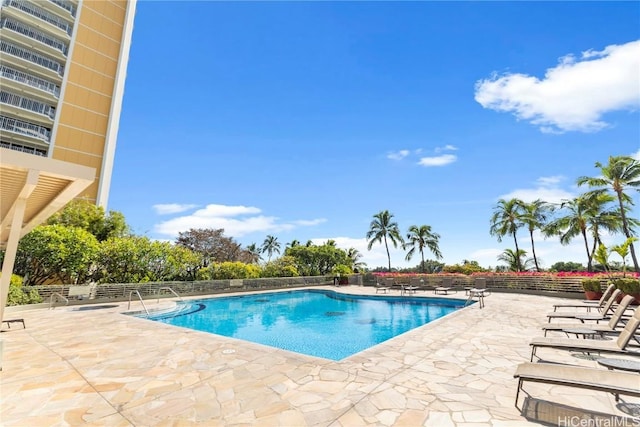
[613,278,640,294]
[6,274,43,306]
[581,278,602,292]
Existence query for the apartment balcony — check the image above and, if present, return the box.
[0,90,56,126]
[0,115,51,146]
[0,139,47,157]
[0,40,64,81]
[0,65,60,100]
[1,0,73,39]
[0,17,68,58]
[39,0,77,19]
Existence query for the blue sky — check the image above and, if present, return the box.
[110,1,640,270]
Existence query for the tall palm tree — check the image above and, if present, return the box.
[366,210,404,271]
[577,155,640,272]
[404,224,443,273]
[261,235,281,262]
[497,248,533,272]
[519,199,552,272]
[544,193,615,272]
[489,198,525,271]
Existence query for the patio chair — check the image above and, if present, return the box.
[546,290,621,323]
[542,295,635,337]
[434,277,456,295]
[375,282,390,294]
[513,362,640,408]
[552,283,615,312]
[530,306,640,362]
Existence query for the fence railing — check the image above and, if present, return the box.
[25,276,335,303]
[21,274,603,306]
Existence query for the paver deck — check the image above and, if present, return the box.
[1,286,638,426]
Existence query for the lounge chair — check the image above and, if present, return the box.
[530,306,640,362]
[542,295,635,337]
[546,290,621,323]
[513,362,640,408]
[375,282,390,293]
[552,283,615,312]
[435,277,456,295]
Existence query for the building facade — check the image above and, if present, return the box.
[0,0,136,207]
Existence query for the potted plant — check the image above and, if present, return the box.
[613,278,640,305]
[581,278,603,300]
[332,265,352,286]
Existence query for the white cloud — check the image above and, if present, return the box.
[500,175,575,204]
[475,40,640,133]
[632,149,640,160]
[387,150,410,160]
[417,154,457,167]
[435,144,458,153]
[536,175,564,187]
[153,203,199,215]
[294,219,328,226]
[153,203,324,239]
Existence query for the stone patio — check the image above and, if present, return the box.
[1,286,638,426]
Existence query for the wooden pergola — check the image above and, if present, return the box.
[0,148,95,322]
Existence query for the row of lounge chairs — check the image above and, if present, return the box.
[514,284,640,412]
[375,277,489,296]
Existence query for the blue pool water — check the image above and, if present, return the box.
[140,289,467,360]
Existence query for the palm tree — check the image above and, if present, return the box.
[286,239,300,248]
[497,248,533,272]
[519,199,552,272]
[610,237,639,277]
[544,193,615,272]
[404,225,443,273]
[261,235,281,262]
[577,155,640,272]
[366,210,404,271]
[489,198,525,271]
[347,247,366,272]
[245,243,262,264]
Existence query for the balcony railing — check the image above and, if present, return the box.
[0,140,47,156]
[0,40,64,75]
[48,0,76,17]
[1,0,73,36]
[0,91,56,119]
[0,65,60,97]
[0,115,51,142]
[1,18,68,55]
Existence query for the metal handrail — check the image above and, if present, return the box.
[128,290,149,315]
[156,287,182,303]
[49,292,68,309]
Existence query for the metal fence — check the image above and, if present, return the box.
[26,275,336,305]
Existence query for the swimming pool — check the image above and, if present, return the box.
[139,289,467,360]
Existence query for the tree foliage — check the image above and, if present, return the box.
[366,210,404,271]
[489,198,524,271]
[95,236,199,283]
[404,224,442,272]
[262,256,299,277]
[47,199,129,241]
[285,243,352,276]
[15,225,99,285]
[261,235,281,262]
[175,228,246,266]
[577,155,640,272]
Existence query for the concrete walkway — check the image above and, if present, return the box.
[1,286,638,426]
